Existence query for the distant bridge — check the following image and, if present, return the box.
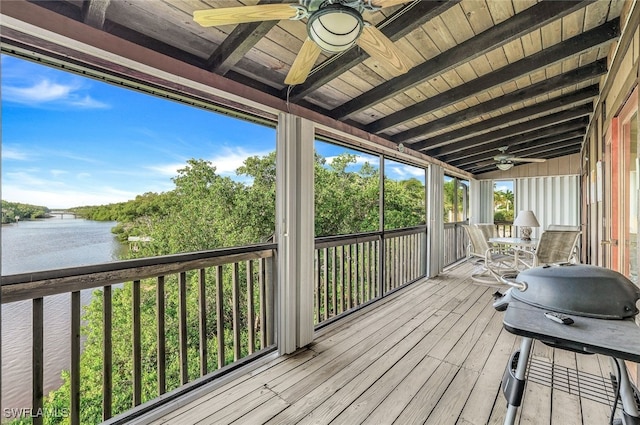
[48,210,78,218]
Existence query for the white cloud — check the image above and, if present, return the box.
[50,169,68,177]
[325,154,378,167]
[146,163,184,177]
[146,146,271,180]
[68,95,109,109]
[210,146,271,175]
[1,146,31,160]
[387,164,425,179]
[4,79,74,103]
[2,78,109,109]
[4,171,60,188]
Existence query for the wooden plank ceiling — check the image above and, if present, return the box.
[9,0,623,175]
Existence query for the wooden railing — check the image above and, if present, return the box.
[313,225,427,326]
[443,222,468,266]
[496,221,515,237]
[0,243,276,425]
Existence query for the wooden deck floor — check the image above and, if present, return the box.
[142,262,618,425]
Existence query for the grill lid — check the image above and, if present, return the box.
[511,264,640,319]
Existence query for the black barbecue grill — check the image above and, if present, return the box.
[493,263,640,425]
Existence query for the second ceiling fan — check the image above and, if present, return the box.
[193,0,416,85]
[478,147,547,171]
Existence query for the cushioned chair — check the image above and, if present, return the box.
[463,224,518,285]
[515,230,581,268]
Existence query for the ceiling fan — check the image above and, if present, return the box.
[479,147,547,171]
[193,0,416,85]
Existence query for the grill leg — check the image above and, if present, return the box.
[611,358,640,424]
[504,337,533,425]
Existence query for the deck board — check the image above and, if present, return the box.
[144,262,619,425]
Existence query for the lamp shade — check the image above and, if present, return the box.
[496,162,513,170]
[307,5,363,53]
[513,210,540,227]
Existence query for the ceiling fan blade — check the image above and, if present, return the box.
[356,25,415,77]
[285,38,322,85]
[511,157,547,163]
[370,0,413,8]
[476,160,497,167]
[193,4,298,27]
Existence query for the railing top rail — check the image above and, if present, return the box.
[314,225,427,248]
[383,225,427,239]
[1,242,277,304]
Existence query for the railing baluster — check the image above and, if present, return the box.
[198,269,208,376]
[246,260,255,354]
[331,247,337,317]
[323,247,328,320]
[232,263,241,361]
[265,256,274,347]
[395,237,400,289]
[315,250,321,324]
[156,276,166,395]
[259,258,267,348]
[103,286,112,420]
[178,272,188,384]
[32,298,43,425]
[216,266,225,368]
[347,244,353,309]
[340,245,345,313]
[402,235,407,283]
[71,291,80,425]
[132,280,141,407]
[385,238,391,291]
[355,243,361,306]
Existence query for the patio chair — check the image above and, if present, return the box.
[474,222,512,255]
[463,224,518,285]
[474,223,498,240]
[515,230,581,268]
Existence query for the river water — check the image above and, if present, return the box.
[1,217,123,412]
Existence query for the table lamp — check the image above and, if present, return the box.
[513,210,539,240]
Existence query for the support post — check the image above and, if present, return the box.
[276,112,315,354]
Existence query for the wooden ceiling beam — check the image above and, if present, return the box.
[329,0,596,120]
[428,105,591,159]
[434,116,589,164]
[205,0,283,75]
[82,0,110,29]
[455,133,585,169]
[103,20,206,68]
[366,19,618,133]
[284,0,458,101]
[409,85,598,152]
[393,59,606,144]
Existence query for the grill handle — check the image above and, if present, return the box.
[498,275,528,291]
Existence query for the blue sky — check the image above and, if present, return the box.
[2,54,424,209]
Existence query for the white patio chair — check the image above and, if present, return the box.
[463,224,518,285]
[515,230,581,268]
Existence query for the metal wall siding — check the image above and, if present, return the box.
[515,175,580,239]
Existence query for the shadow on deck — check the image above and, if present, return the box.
[136,262,617,425]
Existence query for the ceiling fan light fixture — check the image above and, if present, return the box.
[307,5,363,54]
[496,162,514,171]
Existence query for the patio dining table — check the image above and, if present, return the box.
[489,237,538,269]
